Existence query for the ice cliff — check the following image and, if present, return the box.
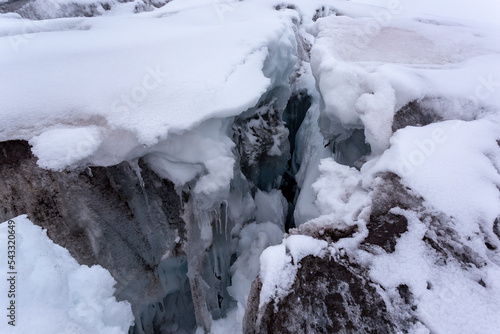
[1,0,500,333]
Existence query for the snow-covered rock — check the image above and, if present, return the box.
[2,0,500,333]
[248,1,500,333]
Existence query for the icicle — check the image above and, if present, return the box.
[129,159,145,189]
[85,166,93,177]
[184,200,212,333]
[222,200,228,241]
[129,159,152,213]
[214,208,221,236]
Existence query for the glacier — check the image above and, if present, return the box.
[0,215,134,333]
[1,0,500,333]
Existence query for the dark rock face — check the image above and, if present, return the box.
[0,0,31,14]
[243,170,498,334]
[494,217,500,239]
[12,0,114,19]
[0,140,190,331]
[0,140,33,164]
[363,173,422,253]
[0,139,242,333]
[242,278,262,334]
[289,220,358,243]
[363,173,488,268]
[233,102,290,192]
[392,100,442,132]
[245,255,395,334]
[243,215,417,334]
[312,6,340,22]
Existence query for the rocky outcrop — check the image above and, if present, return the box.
[0,140,190,331]
[244,255,395,334]
[244,172,498,334]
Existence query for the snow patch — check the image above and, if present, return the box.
[259,234,327,308]
[0,215,134,334]
[29,126,102,170]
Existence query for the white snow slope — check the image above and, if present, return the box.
[0,0,298,197]
[0,215,134,334]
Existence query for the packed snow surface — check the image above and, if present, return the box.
[0,0,297,171]
[0,215,134,334]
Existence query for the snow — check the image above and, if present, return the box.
[209,307,245,334]
[312,158,369,224]
[0,215,134,334]
[367,208,500,334]
[256,1,500,332]
[0,0,297,175]
[2,0,500,332]
[29,126,102,170]
[301,0,500,243]
[308,0,500,155]
[361,118,500,257]
[258,234,328,308]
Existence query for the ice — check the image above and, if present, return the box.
[292,77,330,227]
[227,222,283,307]
[0,215,134,334]
[254,189,287,227]
[333,128,371,166]
[209,307,245,334]
[2,0,500,333]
